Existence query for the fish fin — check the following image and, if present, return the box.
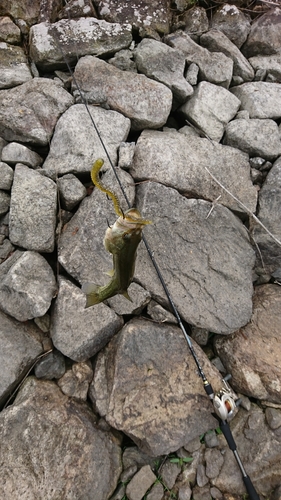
[104,269,114,277]
[122,290,132,302]
[81,282,101,307]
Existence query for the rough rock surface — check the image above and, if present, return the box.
[242,7,281,58]
[231,81,281,119]
[215,285,281,403]
[90,318,223,456]
[2,142,43,168]
[9,164,57,252]
[210,4,251,48]
[43,103,131,174]
[0,377,122,499]
[0,42,32,89]
[50,277,123,362]
[0,77,74,145]
[0,310,43,406]
[73,55,173,130]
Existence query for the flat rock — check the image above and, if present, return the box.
[241,7,281,58]
[224,118,281,161]
[252,157,281,273]
[134,38,193,104]
[210,4,251,48]
[130,129,257,215]
[43,103,131,175]
[0,250,57,321]
[73,56,173,130]
[133,182,255,334]
[9,164,57,252]
[58,168,135,287]
[90,318,223,456]
[0,42,32,89]
[2,142,43,168]
[29,17,132,70]
[0,310,43,406]
[179,81,241,142]
[50,277,123,362]
[215,285,281,403]
[96,0,171,36]
[200,29,254,84]
[230,82,281,119]
[165,30,233,88]
[0,377,122,499]
[0,77,74,145]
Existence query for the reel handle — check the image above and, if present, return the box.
[243,476,260,500]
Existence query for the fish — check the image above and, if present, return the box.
[82,159,151,307]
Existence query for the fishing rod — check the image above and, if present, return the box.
[52,30,260,500]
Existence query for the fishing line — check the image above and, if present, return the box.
[51,30,260,500]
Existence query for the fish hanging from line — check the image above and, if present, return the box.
[82,159,152,307]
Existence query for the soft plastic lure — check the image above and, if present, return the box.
[82,159,151,307]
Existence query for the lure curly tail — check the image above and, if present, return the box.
[91,158,123,217]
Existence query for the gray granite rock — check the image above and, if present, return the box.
[0,16,21,44]
[0,250,57,321]
[134,38,193,104]
[182,6,209,38]
[231,82,281,119]
[0,77,74,145]
[0,162,13,189]
[73,56,173,130]
[0,42,32,89]
[210,4,251,48]
[179,81,240,142]
[9,164,57,252]
[200,29,254,84]
[50,277,123,362]
[131,129,257,215]
[249,54,281,83]
[0,309,43,406]
[0,238,14,262]
[29,17,132,70]
[2,142,43,168]
[57,361,93,400]
[34,350,66,380]
[242,7,281,58]
[165,30,233,88]
[0,189,10,215]
[43,103,131,175]
[57,174,87,210]
[0,377,122,499]
[224,118,281,161]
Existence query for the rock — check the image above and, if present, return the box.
[73,56,173,131]
[108,48,137,72]
[57,0,97,20]
[122,446,161,471]
[249,54,281,83]
[107,282,151,315]
[179,81,240,142]
[0,377,122,499]
[196,463,208,487]
[165,30,233,89]
[0,250,57,321]
[147,299,177,325]
[0,310,43,406]
[57,168,135,286]
[241,7,281,58]
[57,174,87,210]
[134,38,193,104]
[96,0,171,36]
[210,4,251,48]
[43,103,131,175]
[9,164,57,252]
[160,461,181,489]
[230,82,281,119]
[0,0,41,26]
[178,483,192,500]
[185,62,199,85]
[200,29,254,84]
[134,181,255,334]
[50,277,123,362]
[204,430,219,448]
[91,318,227,456]
[0,42,32,89]
[0,77,74,145]
[2,142,43,168]
[34,349,66,380]
[252,157,281,273]
[0,163,13,189]
[224,118,281,161]
[29,17,132,70]
[118,141,135,169]
[192,485,211,500]
[265,407,281,430]
[131,129,257,215]
[182,6,209,38]
[211,404,281,495]
[146,482,164,500]
[34,313,50,333]
[57,361,93,400]
[205,449,224,479]
[0,189,10,215]
[215,285,281,404]
[0,16,21,44]
[0,238,14,262]
[126,465,157,500]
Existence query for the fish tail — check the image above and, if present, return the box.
[91,159,124,218]
[81,282,102,307]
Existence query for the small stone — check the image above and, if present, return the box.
[57,361,93,401]
[120,465,138,483]
[107,282,151,315]
[265,407,281,430]
[118,142,135,169]
[178,483,192,500]
[34,314,50,333]
[185,62,199,86]
[0,238,14,261]
[196,463,208,487]
[147,300,177,325]
[0,16,21,44]
[57,174,87,210]
[0,162,13,189]
[160,461,181,489]
[210,486,223,499]
[205,448,224,479]
[34,350,66,380]
[126,465,157,500]
[190,326,209,346]
[204,430,219,448]
[0,190,10,215]
[2,142,43,168]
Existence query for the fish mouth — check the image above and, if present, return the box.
[122,208,152,226]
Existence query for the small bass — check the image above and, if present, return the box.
[82,159,151,307]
